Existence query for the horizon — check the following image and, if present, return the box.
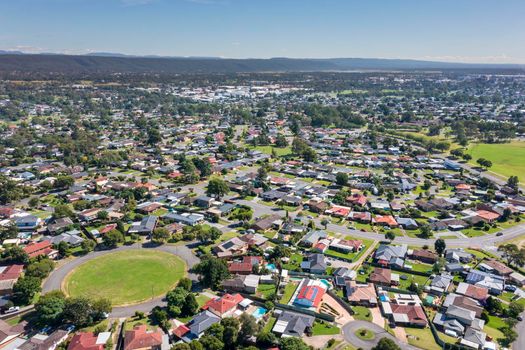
[1,0,524,64]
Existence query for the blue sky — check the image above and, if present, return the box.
[0,0,524,63]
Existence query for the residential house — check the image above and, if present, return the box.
[272,310,315,338]
[369,268,399,286]
[19,330,69,350]
[410,249,438,264]
[381,302,427,327]
[300,254,327,274]
[292,278,328,310]
[202,293,244,318]
[23,241,58,259]
[68,332,111,350]
[466,270,504,295]
[456,282,489,302]
[0,319,27,345]
[128,216,157,235]
[345,281,377,306]
[14,215,42,231]
[180,311,220,342]
[374,244,408,267]
[251,214,282,232]
[222,274,260,294]
[300,230,327,247]
[428,274,453,296]
[123,325,163,350]
[0,264,23,295]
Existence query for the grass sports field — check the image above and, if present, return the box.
[467,141,525,183]
[64,250,186,306]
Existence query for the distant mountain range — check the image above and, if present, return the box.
[0,51,523,74]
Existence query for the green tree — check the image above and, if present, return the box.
[199,335,223,350]
[152,227,171,244]
[371,337,401,350]
[62,296,94,327]
[102,229,124,248]
[507,301,524,319]
[181,293,199,317]
[280,337,310,350]
[81,239,96,254]
[336,172,348,186]
[2,246,29,264]
[434,238,446,256]
[507,176,520,190]
[419,224,433,238]
[25,259,55,279]
[54,175,74,189]
[53,204,74,219]
[193,257,230,289]
[177,277,193,291]
[35,291,66,325]
[206,178,229,199]
[13,276,42,305]
[239,313,260,342]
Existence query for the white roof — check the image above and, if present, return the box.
[96,332,111,345]
[273,320,288,334]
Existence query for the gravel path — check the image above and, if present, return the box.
[42,242,200,318]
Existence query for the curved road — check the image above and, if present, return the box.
[342,320,419,350]
[42,242,200,318]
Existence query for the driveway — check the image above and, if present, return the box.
[342,320,420,350]
[42,242,200,318]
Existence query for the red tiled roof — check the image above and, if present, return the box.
[123,325,163,350]
[173,325,190,338]
[68,332,105,350]
[463,284,489,301]
[202,293,244,316]
[390,304,427,326]
[0,264,24,281]
[23,241,53,258]
[373,215,398,226]
[476,210,500,221]
[228,262,253,273]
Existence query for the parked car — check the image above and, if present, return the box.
[4,306,19,314]
[496,232,503,236]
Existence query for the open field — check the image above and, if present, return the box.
[467,141,525,183]
[64,250,186,306]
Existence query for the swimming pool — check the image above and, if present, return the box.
[266,263,277,271]
[320,279,331,289]
[379,294,388,302]
[252,307,267,319]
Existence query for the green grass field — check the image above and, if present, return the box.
[64,250,186,306]
[467,141,525,183]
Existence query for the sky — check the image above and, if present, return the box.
[0,0,524,63]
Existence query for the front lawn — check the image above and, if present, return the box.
[351,305,372,321]
[257,284,277,299]
[312,321,340,336]
[279,282,297,304]
[405,327,443,350]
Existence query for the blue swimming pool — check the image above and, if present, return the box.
[320,279,331,289]
[379,294,388,302]
[252,307,267,319]
[266,263,277,271]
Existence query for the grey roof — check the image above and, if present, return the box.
[276,311,315,337]
[301,230,327,245]
[375,244,407,261]
[188,310,220,335]
[463,327,486,346]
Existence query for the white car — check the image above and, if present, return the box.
[4,306,19,314]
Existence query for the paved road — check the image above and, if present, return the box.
[341,320,419,350]
[42,242,200,318]
[513,315,525,350]
[237,194,525,249]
